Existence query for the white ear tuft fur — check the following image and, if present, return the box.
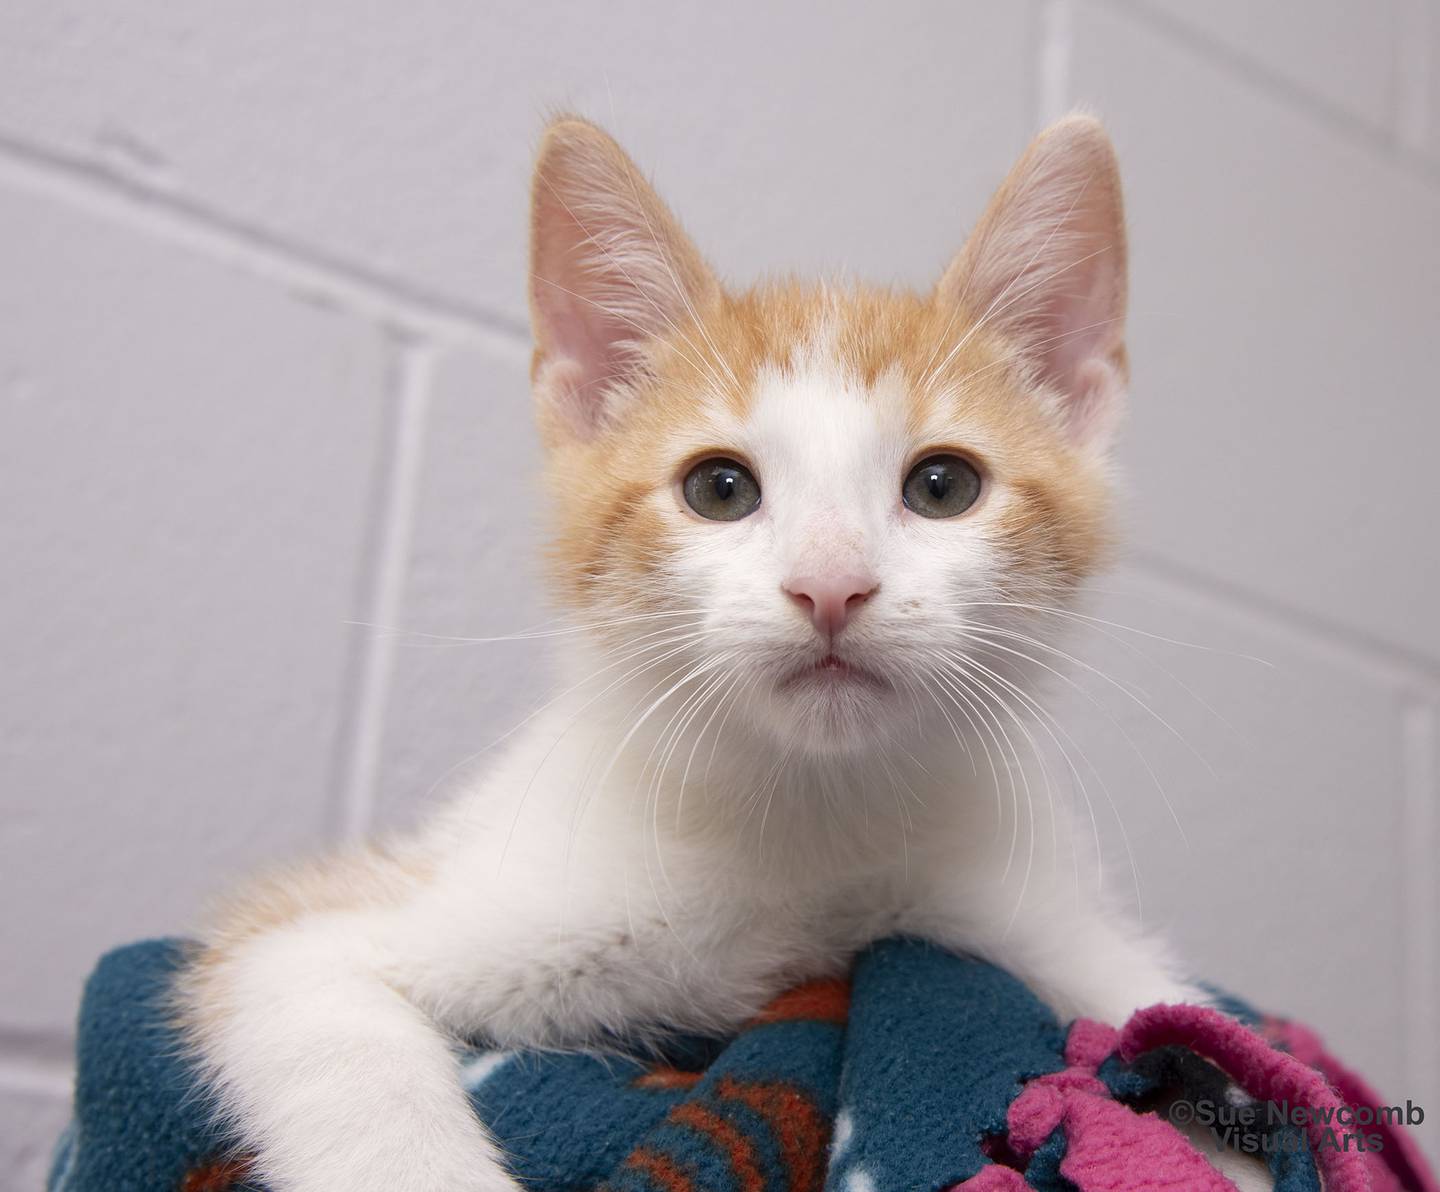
[939,114,1129,450]
[529,118,719,439]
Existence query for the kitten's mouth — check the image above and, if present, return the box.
[780,653,888,692]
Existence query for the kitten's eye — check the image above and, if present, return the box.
[903,454,982,519]
[682,457,761,521]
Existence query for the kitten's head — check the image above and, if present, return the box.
[529,115,1127,757]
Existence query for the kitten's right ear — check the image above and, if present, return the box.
[529,117,720,440]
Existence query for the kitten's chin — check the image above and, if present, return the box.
[761,663,903,755]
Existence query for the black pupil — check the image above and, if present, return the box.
[926,469,950,500]
[713,471,737,501]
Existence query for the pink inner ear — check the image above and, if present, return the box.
[529,123,718,438]
[973,232,1125,451]
[1027,251,1126,446]
[533,275,635,434]
[1038,257,1121,395]
[530,162,643,435]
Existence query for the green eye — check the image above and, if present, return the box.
[682,457,761,521]
[903,453,982,519]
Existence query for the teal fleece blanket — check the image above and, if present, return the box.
[47,937,1434,1192]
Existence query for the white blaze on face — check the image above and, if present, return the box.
[742,353,906,589]
[741,349,1004,624]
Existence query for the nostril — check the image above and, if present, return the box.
[785,587,816,615]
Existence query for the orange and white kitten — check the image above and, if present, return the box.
[182,114,1203,1191]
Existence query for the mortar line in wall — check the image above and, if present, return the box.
[0,130,531,349]
[1034,0,1075,127]
[0,1026,75,1064]
[329,339,435,841]
[1094,0,1440,186]
[1400,700,1438,1132]
[1126,550,1440,692]
[0,1026,76,1099]
[0,1056,74,1100]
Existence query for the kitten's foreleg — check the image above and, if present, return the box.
[182,909,518,1192]
[909,882,1206,1027]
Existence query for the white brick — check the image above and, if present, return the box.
[1130,0,1401,129]
[371,342,550,829]
[0,185,389,1038]
[0,1,1035,318]
[1071,3,1440,661]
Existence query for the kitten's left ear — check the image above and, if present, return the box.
[938,114,1128,450]
[529,117,721,440]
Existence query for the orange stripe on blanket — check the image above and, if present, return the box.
[716,1077,830,1192]
[670,1102,765,1192]
[624,1146,696,1192]
[752,978,851,1025]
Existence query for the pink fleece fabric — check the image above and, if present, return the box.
[956,1015,1240,1191]
[1122,1003,1382,1192]
[954,1003,1434,1192]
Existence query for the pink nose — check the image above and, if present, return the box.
[784,574,879,640]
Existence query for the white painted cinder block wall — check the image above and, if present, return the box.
[2,1,1438,1184]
